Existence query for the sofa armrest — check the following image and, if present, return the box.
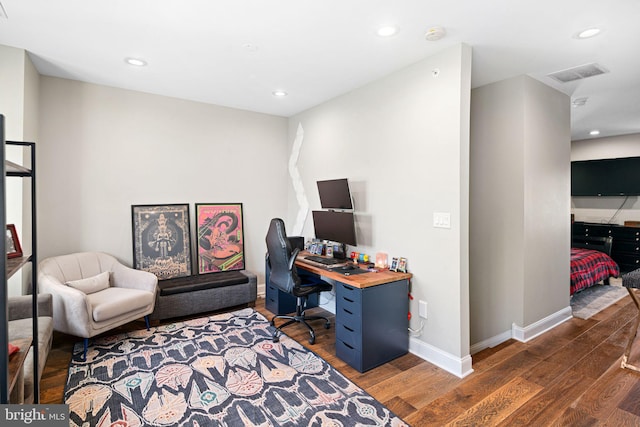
[111,263,158,294]
[8,294,53,321]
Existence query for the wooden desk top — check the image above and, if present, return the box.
[296,254,412,289]
[9,337,32,394]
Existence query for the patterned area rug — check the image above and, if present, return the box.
[571,278,628,319]
[64,308,407,426]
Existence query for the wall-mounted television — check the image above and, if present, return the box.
[571,156,640,196]
[312,210,357,246]
[317,178,353,210]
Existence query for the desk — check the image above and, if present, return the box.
[266,254,412,372]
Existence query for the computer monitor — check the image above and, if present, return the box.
[312,210,357,246]
[317,178,353,210]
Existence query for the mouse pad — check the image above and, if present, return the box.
[333,266,368,275]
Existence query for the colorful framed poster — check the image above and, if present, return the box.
[131,204,192,280]
[196,203,245,273]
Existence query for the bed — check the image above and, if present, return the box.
[571,235,620,295]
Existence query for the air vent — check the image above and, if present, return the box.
[547,63,609,83]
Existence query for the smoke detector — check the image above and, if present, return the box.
[425,26,446,41]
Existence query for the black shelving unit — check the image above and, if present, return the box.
[0,114,38,403]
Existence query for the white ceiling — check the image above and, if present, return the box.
[1,0,639,141]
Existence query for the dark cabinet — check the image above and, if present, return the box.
[335,280,409,372]
[572,222,640,273]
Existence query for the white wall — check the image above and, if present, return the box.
[522,77,571,325]
[288,44,473,376]
[0,45,39,295]
[38,77,289,282]
[470,75,571,350]
[571,133,640,225]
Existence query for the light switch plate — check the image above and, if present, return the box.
[433,212,451,228]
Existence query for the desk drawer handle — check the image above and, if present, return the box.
[342,284,354,292]
[343,308,353,315]
[344,297,354,303]
[342,341,354,350]
[343,325,354,332]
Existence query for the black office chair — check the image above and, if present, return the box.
[266,218,332,344]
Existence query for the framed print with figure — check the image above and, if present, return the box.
[131,204,192,280]
[196,203,245,273]
[6,224,22,259]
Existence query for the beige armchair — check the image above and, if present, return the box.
[38,252,158,360]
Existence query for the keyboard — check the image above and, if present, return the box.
[304,255,342,265]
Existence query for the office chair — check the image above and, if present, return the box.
[266,218,332,344]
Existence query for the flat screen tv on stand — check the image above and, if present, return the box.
[312,210,356,260]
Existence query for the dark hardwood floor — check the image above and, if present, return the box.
[40,293,640,426]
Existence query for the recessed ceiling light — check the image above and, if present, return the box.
[376,25,399,37]
[576,27,601,39]
[125,57,147,67]
[589,130,601,136]
[272,90,288,97]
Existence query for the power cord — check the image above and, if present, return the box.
[319,288,335,306]
[408,320,424,336]
[608,195,629,224]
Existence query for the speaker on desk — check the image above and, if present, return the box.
[288,236,305,251]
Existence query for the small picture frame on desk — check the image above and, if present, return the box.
[326,245,334,257]
[6,224,22,259]
[390,257,399,272]
[397,257,408,273]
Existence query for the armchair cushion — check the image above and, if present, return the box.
[66,271,110,294]
[87,288,155,322]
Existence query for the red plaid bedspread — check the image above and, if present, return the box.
[571,248,620,295]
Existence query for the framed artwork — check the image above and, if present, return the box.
[6,224,23,259]
[196,203,245,273]
[131,204,192,280]
[390,257,399,272]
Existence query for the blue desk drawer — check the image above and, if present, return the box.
[337,283,362,303]
[336,339,363,372]
[337,293,361,316]
[336,321,362,349]
[337,302,361,328]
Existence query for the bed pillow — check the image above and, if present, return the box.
[66,271,110,294]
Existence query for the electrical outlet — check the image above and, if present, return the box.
[419,300,427,319]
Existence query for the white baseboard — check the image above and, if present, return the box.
[409,337,474,378]
[470,330,512,355]
[512,305,572,342]
[470,305,573,354]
